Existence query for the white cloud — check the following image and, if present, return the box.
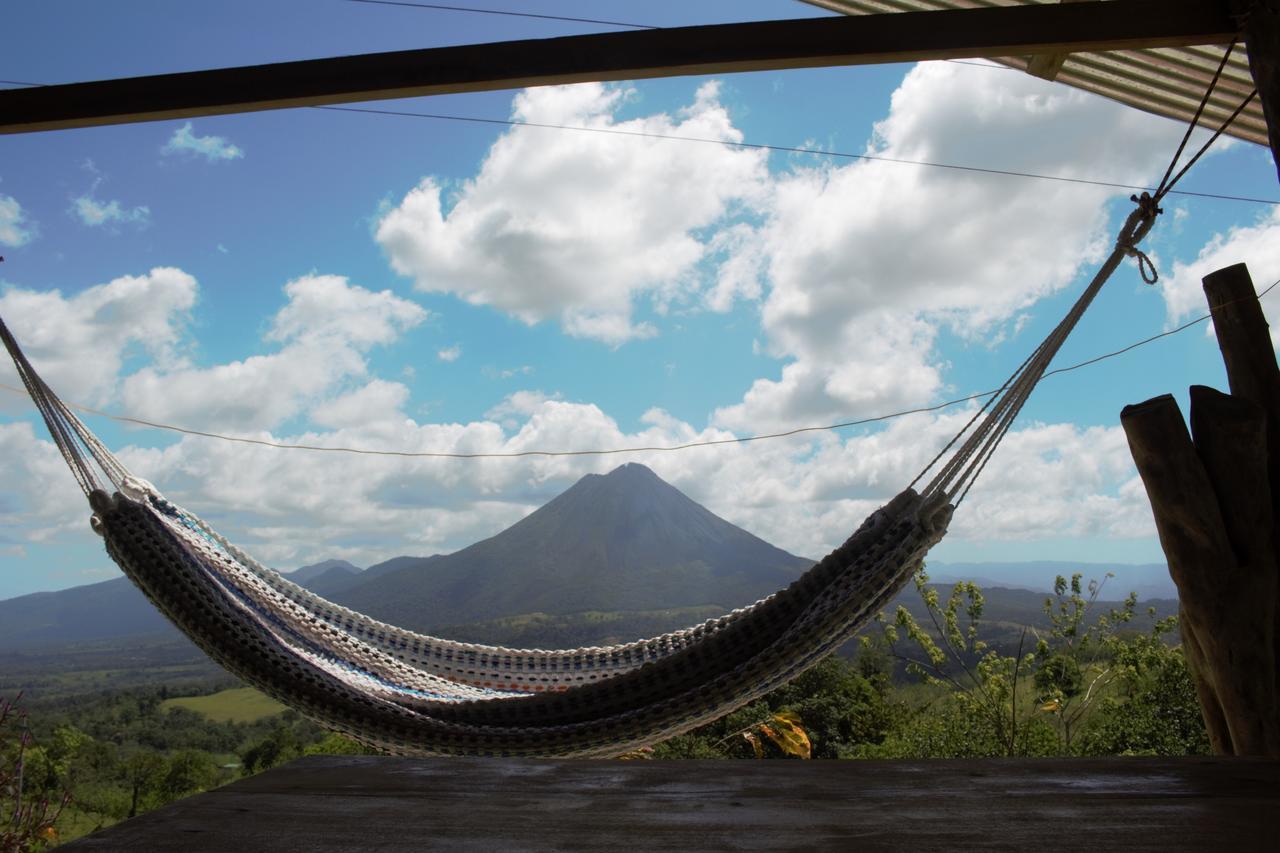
[311,380,411,430]
[437,345,461,362]
[376,81,769,345]
[0,68,1180,580]
[0,307,1151,576]
[72,194,150,228]
[1162,207,1280,326]
[484,390,560,426]
[713,62,1193,433]
[483,365,534,380]
[120,274,427,433]
[0,193,35,247]
[0,267,196,407]
[96,394,1150,574]
[0,421,91,545]
[268,274,427,347]
[163,122,244,161]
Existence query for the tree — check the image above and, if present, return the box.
[876,572,1045,756]
[1,696,69,852]
[1078,621,1210,756]
[160,750,220,801]
[1031,574,1139,751]
[119,750,166,819]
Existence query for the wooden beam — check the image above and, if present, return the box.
[1025,0,1092,82]
[1237,0,1280,181]
[1121,262,1280,758]
[0,0,1237,135]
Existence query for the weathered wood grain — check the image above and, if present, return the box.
[62,755,1278,852]
[0,0,1237,134]
[1122,263,1280,758]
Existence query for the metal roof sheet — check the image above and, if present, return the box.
[805,0,1266,146]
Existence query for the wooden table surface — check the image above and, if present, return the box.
[63,755,1278,852]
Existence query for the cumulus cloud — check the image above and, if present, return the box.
[437,345,461,362]
[0,421,92,545]
[120,274,427,433]
[1162,206,1280,326]
[0,68,1178,576]
[163,122,244,161]
[72,194,150,228]
[713,62,1194,433]
[376,81,769,345]
[88,394,1149,573]
[0,193,35,247]
[0,267,196,406]
[0,316,1151,576]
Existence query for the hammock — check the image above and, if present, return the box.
[0,198,1158,757]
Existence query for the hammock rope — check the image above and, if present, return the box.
[0,191,1160,756]
[0,47,1245,753]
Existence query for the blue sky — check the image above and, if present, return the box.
[1,1,1278,599]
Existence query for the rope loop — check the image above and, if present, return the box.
[1118,192,1162,285]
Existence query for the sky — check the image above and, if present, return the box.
[1,0,1279,600]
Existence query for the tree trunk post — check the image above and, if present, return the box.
[1236,0,1280,181]
[1120,262,1280,757]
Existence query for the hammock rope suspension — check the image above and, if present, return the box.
[0,188,1162,756]
[14,39,1257,752]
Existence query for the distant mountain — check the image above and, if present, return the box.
[333,463,814,632]
[0,467,1179,653]
[0,576,177,649]
[0,559,363,650]
[363,554,443,580]
[286,559,361,585]
[285,559,365,598]
[927,560,1177,601]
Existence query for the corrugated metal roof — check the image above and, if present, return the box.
[805,0,1266,146]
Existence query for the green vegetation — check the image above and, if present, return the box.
[650,571,1207,761]
[160,687,287,724]
[3,569,1207,847]
[4,683,372,847]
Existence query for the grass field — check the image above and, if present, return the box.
[160,686,287,723]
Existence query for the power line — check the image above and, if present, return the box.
[6,281,1275,459]
[3,78,1271,205]
[314,105,1279,205]
[341,0,656,29]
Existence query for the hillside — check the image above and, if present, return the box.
[0,463,1179,657]
[333,463,814,631]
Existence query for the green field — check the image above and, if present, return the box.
[160,686,288,723]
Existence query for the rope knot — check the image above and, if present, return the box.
[1118,193,1162,285]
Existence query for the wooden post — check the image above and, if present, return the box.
[1121,262,1280,756]
[1236,0,1280,180]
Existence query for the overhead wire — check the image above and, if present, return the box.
[2,13,1274,459]
[314,104,1279,206]
[3,280,1275,459]
[340,0,657,29]
[0,80,1272,205]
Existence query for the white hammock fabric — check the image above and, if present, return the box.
[0,198,1159,756]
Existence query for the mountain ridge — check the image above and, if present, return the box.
[0,464,1180,650]
[332,462,814,631]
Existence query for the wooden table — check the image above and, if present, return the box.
[63,755,1278,851]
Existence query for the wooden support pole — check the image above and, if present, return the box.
[1236,0,1280,180]
[1204,261,1280,728]
[1121,262,1280,757]
[0,0,1238,134]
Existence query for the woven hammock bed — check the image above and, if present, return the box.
[0,186,1169,757]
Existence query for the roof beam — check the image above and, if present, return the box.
[0,0,1237,135]
[1025,0,1093,82]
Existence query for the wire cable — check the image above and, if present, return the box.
[314,105,1280,206]
[341,0,657,30]
[5,280,1275,459]
[1,78,1271,205]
